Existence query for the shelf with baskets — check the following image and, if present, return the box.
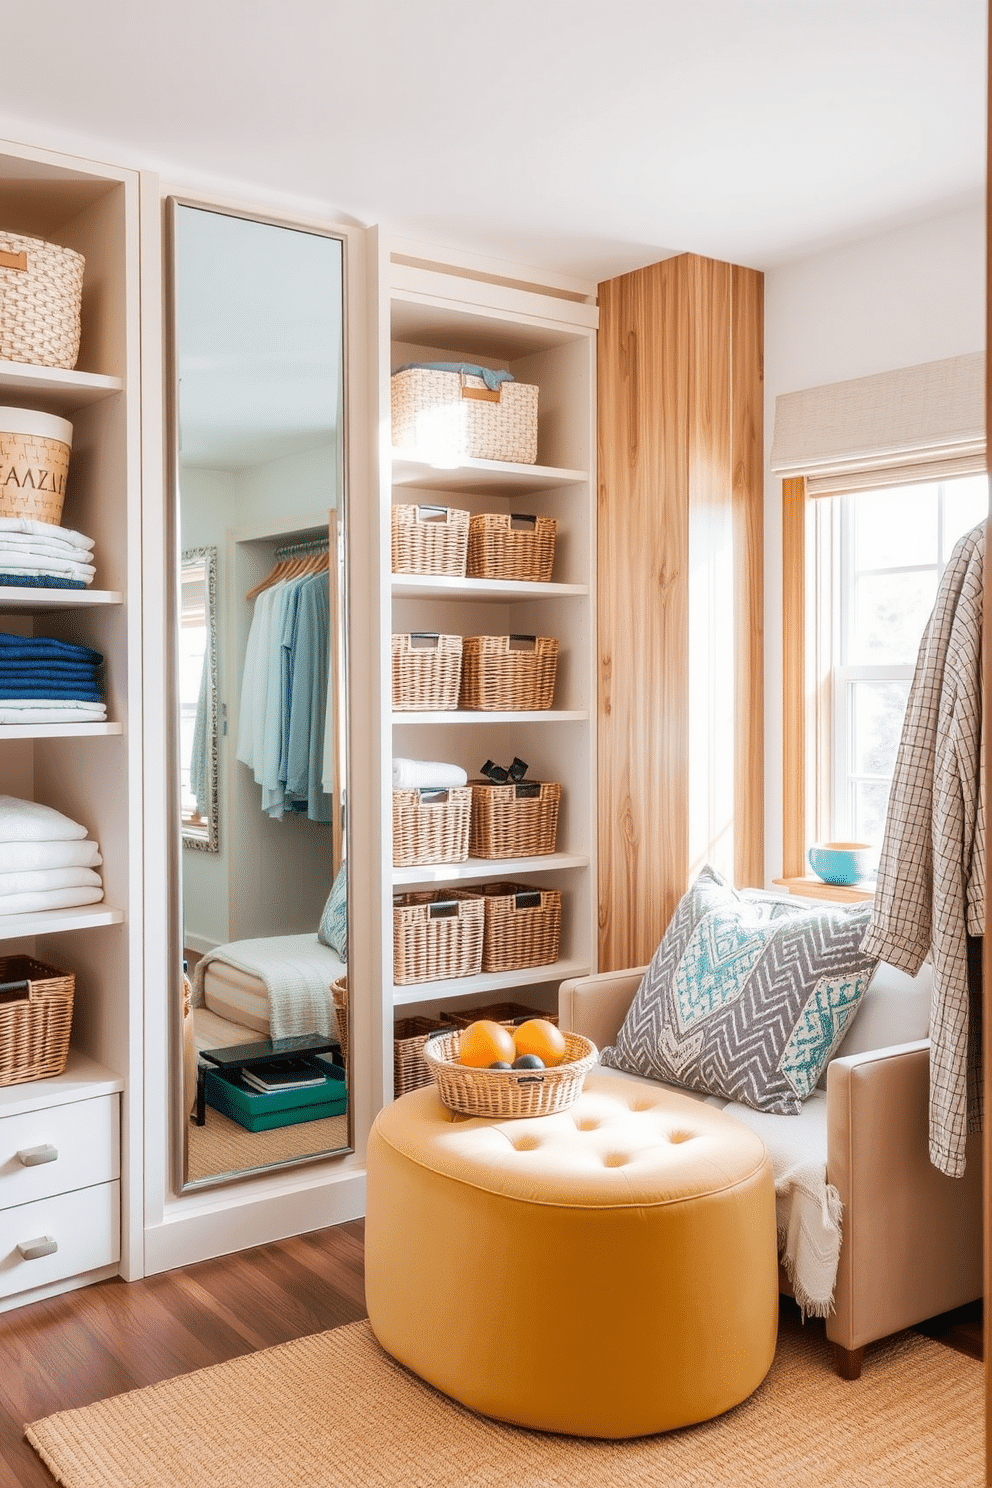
[0,137,141,1304]
[376,245,598,1041]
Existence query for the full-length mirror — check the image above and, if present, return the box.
[168,200,350,1189]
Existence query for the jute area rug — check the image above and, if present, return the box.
[27,1310,981,1488]
[185,1108,349,1182]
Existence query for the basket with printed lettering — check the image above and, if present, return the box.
[0,231,85,370]
[0,955,75,1086]
[391,367,538,465]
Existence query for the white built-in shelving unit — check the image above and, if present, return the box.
[0,137,143,1307]
[374,242,599,1053]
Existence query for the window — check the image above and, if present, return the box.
[827,474,989,844]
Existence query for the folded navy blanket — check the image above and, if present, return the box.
[0,683,103,701]
[0,574,86,590]
[0,633,103,665]
[0,662,102,679]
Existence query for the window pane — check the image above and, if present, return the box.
[942,474,989,560]
[853,781,890,852]
[851,679,910,776]
[852,486,936,570]
[851,569,938,664]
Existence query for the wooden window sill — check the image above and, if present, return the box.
[772,875,875,905]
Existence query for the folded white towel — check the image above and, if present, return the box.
[0,866,102,895]
[0,885,103,915]
[0,839,102,871]
[0,534,95,561]
[0,704,107,723]
[0,797,88,842]
[0,552,96,579]
[392,757,468,789]
[0,516,94,552]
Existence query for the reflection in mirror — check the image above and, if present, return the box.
[168,200,350,1190]
[179,546,219,853]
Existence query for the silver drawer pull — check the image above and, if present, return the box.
[17,1235,58,1261]
[16,1143,58,1167]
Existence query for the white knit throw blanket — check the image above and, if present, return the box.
[720,1091,841,1319]
[192,933,343,1041]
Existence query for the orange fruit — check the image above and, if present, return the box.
[513,1018,567,1067]
[458,1019,516,1068]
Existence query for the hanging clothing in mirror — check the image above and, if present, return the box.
[236,537,334,822]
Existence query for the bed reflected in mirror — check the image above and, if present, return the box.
[168,198,351,1189]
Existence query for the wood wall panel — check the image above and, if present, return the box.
[597,253,763,970]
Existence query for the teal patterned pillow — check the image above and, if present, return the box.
[601,866,877,1114]
[318,862,348,959]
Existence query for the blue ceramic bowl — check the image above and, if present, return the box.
[808,842,875,886]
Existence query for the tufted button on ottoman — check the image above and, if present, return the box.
[364,1070,778,1438]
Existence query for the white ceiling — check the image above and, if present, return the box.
[0,1,985,279]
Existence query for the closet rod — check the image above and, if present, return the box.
[273,537,329,560]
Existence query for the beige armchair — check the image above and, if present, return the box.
[559,962,983,1379]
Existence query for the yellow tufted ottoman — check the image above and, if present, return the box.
[364,1070,779,1438]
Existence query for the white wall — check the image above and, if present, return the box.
[762,203,986,886]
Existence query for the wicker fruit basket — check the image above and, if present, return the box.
[467,512,557,583]
[473,882,562,972]
[0,407,73,525]
[469,779,561,859]
[460,635,558,711]
[0,231,85,370]
[393,785,472,866]
[392,504,469,577]
[0,955,75,1086]
[391,368,539,465]
[332,975,455,1096]
[392,632,463,711]
[423,1029,597,1119]
[393,889,485,984]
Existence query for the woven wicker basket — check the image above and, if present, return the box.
[393,890,484,984]
[473,882,562,972]
[460,635,558,711]
[423,1029,597,1119]
[0,407,73,524]
[391,368,538,465]
[469,780,561,859]
[0,231,85,370]
[0,955,75,1086]
[467,512,557,583]
[393,785,472,866]
[392,632,463,711]
[332,975,455,1096]
[392,504,469,577]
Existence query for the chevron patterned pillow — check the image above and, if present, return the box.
[600,865,878,1114]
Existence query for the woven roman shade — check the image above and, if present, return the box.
[770,351,986,496]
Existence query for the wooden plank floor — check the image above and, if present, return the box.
[0,1219,980,1488]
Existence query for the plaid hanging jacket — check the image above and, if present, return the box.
[861,520,985,1179]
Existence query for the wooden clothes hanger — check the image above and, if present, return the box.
[245,539,329,601]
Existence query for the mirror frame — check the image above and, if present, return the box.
[164,195,354,1193]
[180,544,219,854]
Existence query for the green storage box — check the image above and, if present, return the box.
[205,1063,347,1133]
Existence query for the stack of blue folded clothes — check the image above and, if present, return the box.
[0,632,105,725]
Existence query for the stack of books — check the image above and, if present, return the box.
[240,1057,327,1094]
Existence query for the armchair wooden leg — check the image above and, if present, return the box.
[833,1343,865,1380]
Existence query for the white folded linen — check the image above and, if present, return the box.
[0,516,94,551]
[0,796,88,842]
[0,838,102,870]
[0,533,95,561]
[0,866,102,895]
[392,757,468,789]
[0,552,96,579]
[0,704,107,723]
[0,885,104,915]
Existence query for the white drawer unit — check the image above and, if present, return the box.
[0,1181,120,1299]
[0,1093,119,1209]
[0,1051,123,1306]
